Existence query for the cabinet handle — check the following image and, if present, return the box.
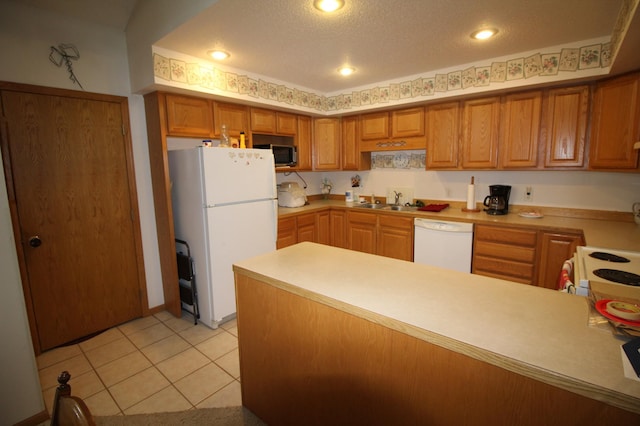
[28,236,42,248]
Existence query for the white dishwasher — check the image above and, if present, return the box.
[414,218,474,273]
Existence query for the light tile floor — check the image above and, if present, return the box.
[37,311,242,417]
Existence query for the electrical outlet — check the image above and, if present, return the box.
[525,186,533,201]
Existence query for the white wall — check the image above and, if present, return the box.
[0,2,162,422]
[311,161,640,213]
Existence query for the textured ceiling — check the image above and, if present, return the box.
[156,0,626,93]
[11,0,637,94]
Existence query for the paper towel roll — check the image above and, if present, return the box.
[466,184,475,210]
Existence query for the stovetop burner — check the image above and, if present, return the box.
[589,251,631,263]
[593,268,640,286]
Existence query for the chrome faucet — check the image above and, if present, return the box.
[394,190,402,206]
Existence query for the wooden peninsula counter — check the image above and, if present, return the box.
[233,242,640,425]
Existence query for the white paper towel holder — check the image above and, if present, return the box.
[462,176,481,213]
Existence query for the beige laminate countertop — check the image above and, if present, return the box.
[278,200,640,252]
[234,242,640,414]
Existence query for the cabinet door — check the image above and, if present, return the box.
[342,116,365,170]
[426,102,460,169]
[313,118,341,170]
[165,94,214,137]
[392,107,425,138]
[250,108,276,133]
[461,97,500,169]
[500,91,542,168]
[277,217,297,249]
[277,112,297,135]
[316,211,331,246]
[214,102,248,138]
[589,73,640,169]
[542,86,588,168]
[347,211,377,254]
[297,213,316,243]
[296,115,313,170]
[360,112,389,140]
[537,232,584,290]
[330,210,348,248]
[377,215,414,261]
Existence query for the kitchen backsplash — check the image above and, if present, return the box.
[276,155,640,213]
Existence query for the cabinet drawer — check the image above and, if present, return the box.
[472,257,535,285]
[474,241,536,263]
[474,225,537,247]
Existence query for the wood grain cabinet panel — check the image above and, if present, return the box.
[472,224,538,285]
[330,209,348,249]
[426,101,460,169]
[500,91,542,168]
[313,118,341,170]
[347,211,377,254]
[296,115,313,171]
[296,213,317,243]
[360,112,389,140]
[391,107,425,138]
[359,107,426,151]
[250,107,277,133]
[542,85,588,168]
[537,232,584,289]
[214,102,248,138]
[461,97,500,169]
[165,94,214,137]
[589,73,640,170]
[277,217,297,249]
[377,215,414,261]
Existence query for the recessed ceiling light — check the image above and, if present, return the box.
[338,66,355,76]
[208,50,230,60]
[471,28,498,40]
[314,0,345,13]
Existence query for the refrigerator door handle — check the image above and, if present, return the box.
[272,199,279,244]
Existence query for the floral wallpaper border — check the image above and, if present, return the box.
[153,41,611,114]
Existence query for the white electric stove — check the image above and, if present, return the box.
[574,246,640,302]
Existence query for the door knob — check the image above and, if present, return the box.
[28,236,42,248]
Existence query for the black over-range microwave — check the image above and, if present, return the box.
[254,144,297,167]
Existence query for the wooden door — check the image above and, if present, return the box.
[296,213,316,243]
[461,97,500,169]
[296,115,313,171]
[341,116,359,170]
[589,73,640,169]
[537,232,584,290]
[214,101,248,138]
[360,112,389,140]
[391,107,425,138]
[426,102,460,169]
[313,118,341,170]
[377,215,413,261]
[165,94,214,137]
[543,85,588,168]
[1,86,145,352]
[500,91,541,168]
[347,211,376,254]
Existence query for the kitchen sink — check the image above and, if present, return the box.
[384,205,418,212]
[354,203,389,209]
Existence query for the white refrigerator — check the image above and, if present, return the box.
[168,147,278,328]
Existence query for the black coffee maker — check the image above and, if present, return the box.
[483,185,511,215]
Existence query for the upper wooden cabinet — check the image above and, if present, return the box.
[360,107,426,151]
[342,116,371,170]
[461,97,500,169]
[589,73,640,170]
[542,85,589,168]
[426,101,460,169]
[250,107,297,135]
[214,102,248,139]
[165,94,214,137]
[296,115,313,171]
[499,91,542,168]
[313,118,341,170]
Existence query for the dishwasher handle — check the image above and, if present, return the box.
[414,218,473,233]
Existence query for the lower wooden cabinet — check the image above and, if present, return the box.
[473,223,585,289]
[277,211,332,249]
[330,209,348,248]
[377,215,414,261]
[473,224,538,285]
[537,231,584,289]
[347,211,413,261]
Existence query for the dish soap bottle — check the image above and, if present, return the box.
[219,124,230,147]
